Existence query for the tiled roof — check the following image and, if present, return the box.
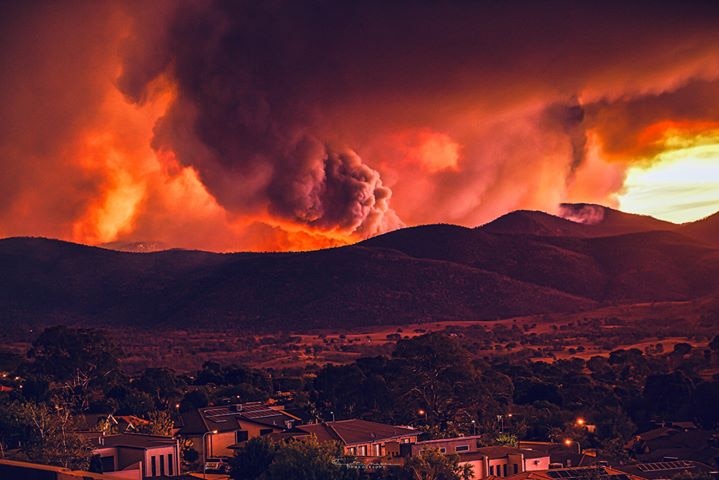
[297,419,417,446]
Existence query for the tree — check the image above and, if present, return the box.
[643,372,694,420]
[230,436,277,480]
[392,334,484,430]
[400,449,473,480]
[494,433,518,447]
[265,438,348,480]
[24,326,121,412]
[180,389,209,412]
[8,400,92,469]
[692,381,719,428]
[672,343,692,357]
[141,410,174,436]
[26,326,120,382]
[134,368,184,406]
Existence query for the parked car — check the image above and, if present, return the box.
[204,457,231,474]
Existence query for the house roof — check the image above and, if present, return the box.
[90,433,176,450]
[179,402,299,435]
[615,460,715,480]
[77,413,150,433]
[627,428,719,466]
[454,446,549,462]
[504,466,644,480]
[296,419,417,446]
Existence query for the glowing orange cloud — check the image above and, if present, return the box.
[4,2,719,251]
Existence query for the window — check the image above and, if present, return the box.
[260,428,273,436]
[503,464,507,477]
[514,464,519,474]
[348,447,356,455]
[151,456,157,477]
[490,466,495,476]
[358,445,367,456]
[455,445,469,452]
[236,430,249,442]
[168,454,174,476]
[439,447,446,453]
[101,456,115,472]
[160,454,165,476]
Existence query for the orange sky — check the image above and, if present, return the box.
[1,1,718,251]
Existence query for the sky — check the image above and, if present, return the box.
[1,0,719,251]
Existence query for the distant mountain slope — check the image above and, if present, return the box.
[479,204,678,238]
[679,211,719,245]
[480,210,590,237]
[363,226,719,302]
[0,237,593,330]
[2,204,718,331]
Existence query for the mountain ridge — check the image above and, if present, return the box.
[1,204,717,331]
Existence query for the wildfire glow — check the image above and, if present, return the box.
[618,137,719,223]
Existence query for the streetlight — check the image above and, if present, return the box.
[418,409,427,422]
[575,418,585,427]
[202,429,218,480]
[564,438,581,454]
[471,420,477,436]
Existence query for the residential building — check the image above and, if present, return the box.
[296,419,419,457]
[90,433,181,479]
[410,437,549,479]
[178,402,300,460]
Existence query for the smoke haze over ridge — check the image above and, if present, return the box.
[2,0,719,251]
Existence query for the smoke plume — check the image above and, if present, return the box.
[2,1,719,250]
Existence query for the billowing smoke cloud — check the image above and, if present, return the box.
[3,0,719,250]
[117,0,402,236]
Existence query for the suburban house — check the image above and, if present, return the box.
[502,465,645,480]
[410,437,549,479]
[89,433,181,479]
[178,402,300,460]
[295,419,419,457]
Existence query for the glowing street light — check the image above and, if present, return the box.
[202,429,219,480]
[564,438,581,454]
[575,417,586,427]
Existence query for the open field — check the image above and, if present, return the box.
[1,298,714,375]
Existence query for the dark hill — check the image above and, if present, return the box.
[479,210,590,237]
[479,204,678,238]
[559,203,678,236]
[2,205,719,331]
[0,237,593,330]
[679,211,719,245]
[363,225,719,303]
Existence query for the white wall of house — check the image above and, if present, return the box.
[144,445,180,477]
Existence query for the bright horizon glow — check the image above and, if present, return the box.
[618,143,719,224]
